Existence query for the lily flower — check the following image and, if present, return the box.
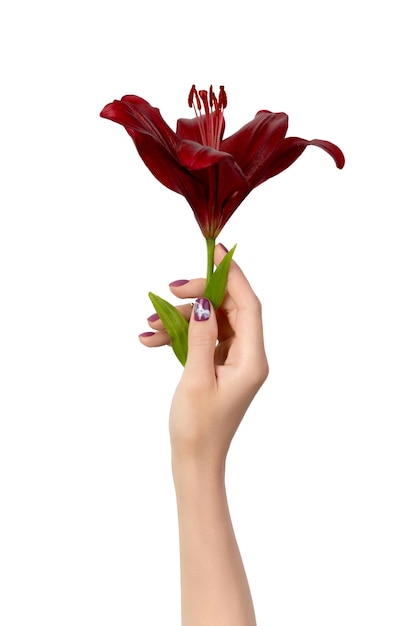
[100,86,345,243]
[100,86,345,365]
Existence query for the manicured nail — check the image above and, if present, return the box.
[169,279,189,287]
[219,243,229,253]
[147,313,159,322]
[139,331,155,338]
[194,298,211,321]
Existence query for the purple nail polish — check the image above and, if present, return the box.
[139,331,155,338]
[169,279,189,287]
[219,243,229,253]
[147,313,159,323]
[194,298,211,321]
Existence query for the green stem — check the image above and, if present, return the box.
[206,237,216,285]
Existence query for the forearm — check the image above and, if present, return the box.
[172,456,257,626]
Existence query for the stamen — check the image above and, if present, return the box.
[198,90,210,117]
[219,86,227,109]
[187,85,227,149]
[188,85,199,109]
[209,85,215,108]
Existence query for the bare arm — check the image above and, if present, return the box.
[172,455,256,626]
[140,245,268,626]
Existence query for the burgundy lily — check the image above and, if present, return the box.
[101,86,344,365]
[100,86,345,242]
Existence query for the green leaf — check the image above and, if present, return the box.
[148,292,189,366]
[204,244,237,309]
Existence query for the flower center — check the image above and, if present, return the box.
[188,85,227,150]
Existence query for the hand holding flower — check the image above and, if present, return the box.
[101,85,344,364]
[141,243,269,463]
[103,84,345,626]
[140,244,267,626]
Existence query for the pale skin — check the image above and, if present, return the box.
[139,244,269,626]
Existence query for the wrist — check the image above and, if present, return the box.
[171,451,226,492]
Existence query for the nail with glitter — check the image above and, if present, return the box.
[194,298,211,321]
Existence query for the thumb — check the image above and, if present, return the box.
[183,298,218,381]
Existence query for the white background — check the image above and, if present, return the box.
[1,1,416,624]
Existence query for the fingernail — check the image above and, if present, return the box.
[139,331,155,338]
[219,243,228,253]
[147,313,159,322]
[194,298,211,321]
[169,279,189,287]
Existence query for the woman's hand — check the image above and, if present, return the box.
[140,244,269,465]
[139,244,267,626]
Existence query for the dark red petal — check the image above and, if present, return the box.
[100,95,179,152]
[245,136,345,189]
[221,111,289,172]
[176,117,203,142]
[309,139,345,169]
[176,113,226,143]
[125,128,202,199]
[101,96,190,194]
[178,141,236,170]
[178,141,248,238]
[178,141,247,200]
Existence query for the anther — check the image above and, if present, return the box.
[219,86,227,109]
[188,85,200,109]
